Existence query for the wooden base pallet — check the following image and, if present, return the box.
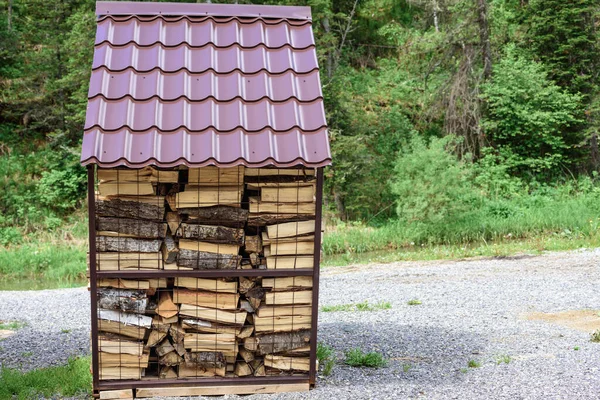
[99,383,309,398]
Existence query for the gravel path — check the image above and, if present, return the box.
[1,249,599,399]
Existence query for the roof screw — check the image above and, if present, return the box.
[140,152,143,155]
[192,153,195,156]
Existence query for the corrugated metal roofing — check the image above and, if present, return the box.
[81,1,331,168]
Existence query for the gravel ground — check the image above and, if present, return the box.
[1,249,599,399]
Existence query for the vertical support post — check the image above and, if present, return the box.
[309,167,324,385]
[87,165,100,392]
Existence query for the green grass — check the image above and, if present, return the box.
[495,354,511,364]
[468,359,481,368]
[0,356,91,399]
[317,343,335,377]
[344,348,387,368]
[0,321,26,330]
[591,330,600,343]
[407,299,422,306]
[321,300,391,312]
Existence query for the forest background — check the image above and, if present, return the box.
[1,0,600,285]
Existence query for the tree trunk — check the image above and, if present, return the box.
[477,0,492,80]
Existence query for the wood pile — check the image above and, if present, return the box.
[94,166,316,271]
[96,276,313,379]
[93,166,317,380]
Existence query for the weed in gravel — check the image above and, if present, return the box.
[0,321,26,330]
[345,348,387,368]
[403,364,412,372]
[495,354,511,364]
[407,299,422,306]
[0,356,91,399]
[317,343,335,377]
[61,329,71,334]
[21,351,33,358]
[574,346,580,351]
[460,368,469,373]
[590,330,600,343]
[468,359,481,368]
[321,301,391,312]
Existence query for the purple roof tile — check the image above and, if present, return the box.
[81,1,331,168]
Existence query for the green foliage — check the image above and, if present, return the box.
[317,342,335,376]
[495,354,511,364]
[391,136,482,225]
[467,359,481,368]
[523,0,599,97]
[407,299,422,306]
[344,348,388,368]
[591,330,600,343]
[321,301,391,312]
[0,356,91,399]
[0,321,26,330]
[481,46,583,176]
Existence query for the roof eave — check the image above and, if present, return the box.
[96,1,312,21]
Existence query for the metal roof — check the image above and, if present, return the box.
[80,1,331,168]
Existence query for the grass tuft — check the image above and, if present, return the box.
[407,299,422,306]
[495,354,511,364]
[0,356,91,399]
[321,301,391,313]
[317,343,335,377]
[591,330,600,343]
[467,359,481,368]
[0,321,26,330]
[344,348,387,368]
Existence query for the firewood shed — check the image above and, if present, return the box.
[80,1,331,398]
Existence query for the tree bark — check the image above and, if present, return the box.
[177,223,244,245]
[97,288,148,314]
[184,351,226,369]
[254,329,311,355]
[96,217,167,239]
[96,198,164,221]
[96,236,163,253]
[180,206,248,228]
[177,249,241,269]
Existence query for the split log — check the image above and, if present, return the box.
[188,166,244,185]
[174,277,238,293]
[166,212,181,235]
[239,348,255,363]
[262,277,313,291]
[98,309,152,328]
[245,286,265,310]
[98,181,155,196]
[244,235,262,253]
[159,351,183,366]
[151,316,170,333]
[169,323,185,343]
[179,304,247,325]
[237,325,254,339]
[177,249,241,270]
[178,240,239,255]
[97,288,147,314]
[181,319,241,336]
[261,186,315,203]
[98,279,150,290]
[156,292,178,319]
[234,361,253,377]
[249,197,315,215]
[98,388,134,399]
[248,214,313,227]
[96,237,162,253]
[98,320,147,340]
[244,168,315,178]
[178,364,226,378]
[178,206,248,228]
[184,351,226,369]
[96,217,167,239]
[255,305,312,318]
[177,223,244,245]
[99,366,142,380]
[172,186,243,209]
[96,252,162,270]
[266,256,313,270]
[254,330,311,355]
[159,366,177,379]
[98,167,179,183]
[265,290,312,305]
[173,288,239,310]
[264,355,310,372]
[146,330,167,348]
[98,339,144,356]
[161,234,178,263]
[240,300,254,313]
[156,339,175,357]
[253,362,266,376]
[265,219,315,239]
[99,351,149,368]
[269,241,314,256]
[254,315,311,333]
[96,196,165,221]
[183,333,238,357]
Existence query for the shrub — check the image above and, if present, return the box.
[344,348,387,368]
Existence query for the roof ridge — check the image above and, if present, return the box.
[97,14,312,27]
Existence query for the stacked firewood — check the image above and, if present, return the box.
[96,276,312,379]
[93,166,316,380]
